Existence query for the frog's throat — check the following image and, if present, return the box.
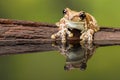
[64,18,85,31]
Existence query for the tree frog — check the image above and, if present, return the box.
[51,8,99,44]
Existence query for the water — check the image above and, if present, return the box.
[0,43,119,80]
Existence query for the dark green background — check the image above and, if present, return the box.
[0,0,120,80]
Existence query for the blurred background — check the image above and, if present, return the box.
[0,0,120,80]
[0,0,120,26]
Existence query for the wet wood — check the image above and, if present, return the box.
[0,18,120,55]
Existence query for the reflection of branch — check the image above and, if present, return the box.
[0,18,120,55]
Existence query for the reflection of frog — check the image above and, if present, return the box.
[52,42,96,71]
[51,8,99,43]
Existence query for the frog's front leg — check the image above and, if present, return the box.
[51,26,73,43]
[80,29,94,44]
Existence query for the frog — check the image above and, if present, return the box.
[51,8,99,44]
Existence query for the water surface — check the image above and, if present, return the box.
[0,45,119,80]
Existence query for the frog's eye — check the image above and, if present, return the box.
[63,9,67,14]
[80,62,87,71]
[64,65,69,71]
[79,12,86,20]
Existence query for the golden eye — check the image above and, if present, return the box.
[79,12,86,20]
[63,9,67,14]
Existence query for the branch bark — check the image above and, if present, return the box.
[0,18,120,55]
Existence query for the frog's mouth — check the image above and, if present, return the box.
[64,18,85,30]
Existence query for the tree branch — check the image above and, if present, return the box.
[0,18,120,55]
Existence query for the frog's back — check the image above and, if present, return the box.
[86,13,99,32]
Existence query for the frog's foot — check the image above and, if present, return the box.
[51,34,57,39]
[51,30,61,39]
[66,30,73,38]
[51,27,73,43]
[80,29,94,44]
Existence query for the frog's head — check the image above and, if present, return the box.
[62,8,86,22]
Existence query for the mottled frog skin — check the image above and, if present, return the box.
[51,8,99,44]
